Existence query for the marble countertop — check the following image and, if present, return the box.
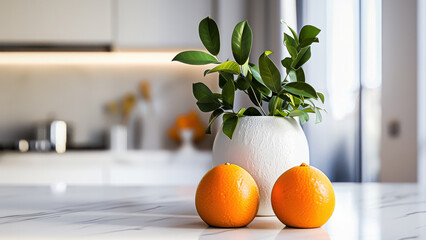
[0,183,425,240]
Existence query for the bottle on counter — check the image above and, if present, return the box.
[106,95,134,153]
[127,81,161,150]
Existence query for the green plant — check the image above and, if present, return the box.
[172,16,325,139]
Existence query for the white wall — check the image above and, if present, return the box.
[381,0,418,182]
[418,0,426,185]
[0,57,217,149]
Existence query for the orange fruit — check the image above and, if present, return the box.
[176,114,191,129]
[271,163,335,228]
[167,126,180,142]
[195,163,259,227]
[168,110,206,142]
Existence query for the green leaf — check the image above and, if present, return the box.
[222,78,235,107]
[292,46,311,69]
[244,107,262,116]
[283,82,318,99]
[317,92,325,104]
[199,16,220,56]
[196,100,221,112]
[315,108,322,123]
[293,96,302,108]
[287,69,297,82]
[251,76,272,97]
[259,52,281,93]
[299,25,321,45]
[296,68,305,82]
[284,33,298,59]
[172,51,218,65]
[248,63,261,79]
[213,93,222,99]
[316,107,327,113]
[275,97,283,111]
[219,72,233,88]
[288,109,305,117]
[247,86,262,107]
[236,74,251,90]
[203,69,210,76]
[193,83,221,112]
[286,44,298,59]
[307,99,316,107]
[193,83,219,102]
[218,74,227,88]
[206,109,224,134]
[223,113,234,122]
[301,103,310,108]
[274,109,288,117]
[284,33,298,49]
[208,61,240,75]
[222,115,239,139]
[299,37,319,49]
[282,93,295,106]
[281,57,293,69]
[268,96,283,114]
[303,107,315,113]
[196,95,217,103]
[268,96,277,113]
[248,64,272,97]
[262,94,272,102]
[281,20,298,42]
[300,111,309,124]
[232,20,253,65]
[241,60,249,76]
[317,107,327,113]
[221,105,233,111]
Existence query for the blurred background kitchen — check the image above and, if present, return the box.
[0,0,424,187]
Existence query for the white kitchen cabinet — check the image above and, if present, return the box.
[0,0,212,49]
[108,151,211,186]
[0,151,211,186]
[0,152,106,185]
[0,0,112,45]
[115,0,213,49]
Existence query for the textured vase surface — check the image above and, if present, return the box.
[212,116,310,216]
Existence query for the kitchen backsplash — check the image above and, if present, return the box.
[0,62,217,150]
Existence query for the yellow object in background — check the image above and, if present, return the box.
[139,81,151,102]
[122,94,136,124]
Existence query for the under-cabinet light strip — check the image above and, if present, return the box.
[0,51,187,65]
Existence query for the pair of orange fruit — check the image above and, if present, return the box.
[195,162,335,228]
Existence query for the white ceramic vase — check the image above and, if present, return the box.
[212,116,309,216]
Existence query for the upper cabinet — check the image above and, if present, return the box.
[0,0,112,45]
[114,0,213,50]
[0,0,213,50]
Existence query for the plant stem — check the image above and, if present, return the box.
[273,98,279,114]
[283,72,289,82]
[248,87,267,116]
[271,97,283,116]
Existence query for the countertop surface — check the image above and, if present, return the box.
[0,183,425,240]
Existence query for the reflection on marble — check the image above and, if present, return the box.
[0,183,425,239]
